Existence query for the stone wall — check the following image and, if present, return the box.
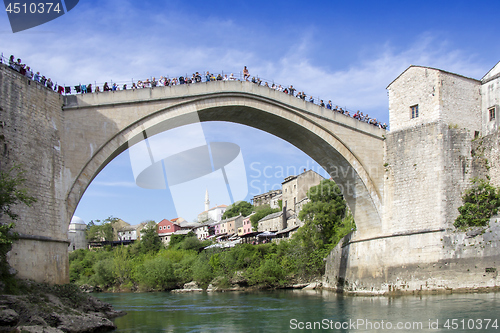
[325,108,500,294]
[388,67,440,131]
[281,170,323,214]
[388,66,481,133]
[324,217,500,294]
[0,64,69,283]
[258,212,283,232]
[383,121,473,234]
[440,71,481,131]
[472,129,500,188]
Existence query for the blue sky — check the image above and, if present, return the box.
[2,0,500,224]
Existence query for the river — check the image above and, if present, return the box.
[94,290,500,332]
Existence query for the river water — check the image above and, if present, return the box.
[94,290,500,332]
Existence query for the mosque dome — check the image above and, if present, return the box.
[70,216,86,225]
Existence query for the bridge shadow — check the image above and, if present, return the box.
[337,231,353,293]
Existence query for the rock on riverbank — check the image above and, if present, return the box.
[0,282,125,333]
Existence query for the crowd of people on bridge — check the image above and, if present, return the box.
[248,79,387,129]
[2,53,387,129]
[4,54,67,94]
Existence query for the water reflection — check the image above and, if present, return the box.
[95,290,500,332]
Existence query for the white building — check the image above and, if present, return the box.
[198,204,227,223]
[482,61,500,136]
[117,223,146,241]
[193,220,215,240]
[68,216,87,251]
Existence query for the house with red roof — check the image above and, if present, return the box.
[157,218,182,244]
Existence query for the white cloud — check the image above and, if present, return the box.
[92,181,137,188]
[262,33,487,123]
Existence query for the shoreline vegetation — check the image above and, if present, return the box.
[70,180,355,294]
[69,234,344,294]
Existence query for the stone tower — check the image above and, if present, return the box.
[205,189,210,212]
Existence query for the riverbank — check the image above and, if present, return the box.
[0,280,125,333]
[169,280,320,293]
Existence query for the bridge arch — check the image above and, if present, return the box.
[63,81,385,238]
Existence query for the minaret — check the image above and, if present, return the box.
[205,189,210,211]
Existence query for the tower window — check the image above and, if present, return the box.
[410,105,419,119]
[489,106,496,121]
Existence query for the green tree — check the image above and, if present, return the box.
[222,201,253,219]
[85,221,100,241]
[139,221,162,254]
[298,179,349,248]
[0,165,37,287]
[85,216,119,242]
[454,178,500,228]
[0,165,37,220]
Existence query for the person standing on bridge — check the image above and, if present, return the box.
[243,66,250,80]
[195,72,202,83]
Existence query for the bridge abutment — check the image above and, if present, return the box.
[0,64,69,284]
[323,65,500,294]
[325,122,500,293]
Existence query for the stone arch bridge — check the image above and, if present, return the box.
[62,80,386,237]
[1,66,385,283]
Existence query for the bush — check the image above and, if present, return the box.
[180,236,203,251]
[113,246,132,285]
[93,259,115,287]
[136,256,176,290]
[248,257,286,286]
[192,253,215,289]
[454,178,500,228]
[169,234,187,248]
